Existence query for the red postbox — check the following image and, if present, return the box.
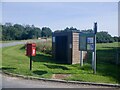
[26,43,36,56]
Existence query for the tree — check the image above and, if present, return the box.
[118,36,120,42]
[34,27,41,38]
[2,24,15,40]
[14,24,24,40]
[41,27,52,37]
[113,36,119,42]
[2,23,43,40]
[0,24,2,40]
[64,27,79,32]
[81,29,93,33]
[96,31,114,43]
[54,27,80,33]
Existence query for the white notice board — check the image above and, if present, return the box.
[52,37,55,42]
[87,37,94,43]
[79,36,86,51]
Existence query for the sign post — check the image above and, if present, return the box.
[80,51,83,66]
[92,51,94,69]
[79,22,97,74]
[93,22,97,74]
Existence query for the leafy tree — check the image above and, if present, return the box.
[34,27,41,38]
[14,24,24,40]
[96,31,114,43]
[64,27,79,32]
[2,23,43,40]
[2,22,117,44]
[113,36,119,42]
[118,36,120,42]
[0,24,2,40]
[2,24,15,40]
[81,29,93,33]
[41,27,52,37]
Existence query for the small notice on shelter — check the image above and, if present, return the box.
[87,37,94,43]
[79,36,86,51]
[87,44,94,50]
[52,37,55,42]
[79,32,95,51]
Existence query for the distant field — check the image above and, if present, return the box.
[0,38,52,43]
[0,39,38,43]
[0,41,15,43]
[0,40,30,43]
[2,42,120,84]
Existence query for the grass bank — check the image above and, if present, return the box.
[2,42,120,84]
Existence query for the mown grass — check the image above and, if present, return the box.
[2,42,120,84]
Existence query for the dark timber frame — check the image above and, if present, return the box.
[52,31,81,64]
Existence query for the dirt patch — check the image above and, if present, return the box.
[52,74,71,79]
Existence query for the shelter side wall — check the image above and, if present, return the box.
[72,33,80,64]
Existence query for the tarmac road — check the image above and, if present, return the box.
[0,39,47,48]
[0,41,26,48]
[2,74,113,88]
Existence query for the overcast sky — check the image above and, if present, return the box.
[2,2,118,36]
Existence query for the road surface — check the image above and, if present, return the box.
[0,41,26,48]
[2,74,112,88]
[0,39,47,48]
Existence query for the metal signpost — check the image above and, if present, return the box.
[79,22,97,74]
[93,22,97,74]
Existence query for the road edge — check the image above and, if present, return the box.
[2,71,120,88]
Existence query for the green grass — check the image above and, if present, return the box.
[2,42,120,84]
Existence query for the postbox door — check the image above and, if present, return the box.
[26,44,32,56]
[32,48,36,56]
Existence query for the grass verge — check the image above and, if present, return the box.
[2,42,120,84]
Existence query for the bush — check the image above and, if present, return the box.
[36,40,52,55]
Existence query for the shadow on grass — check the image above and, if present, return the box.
[1,67,16,72]
[20,45,25,50]
[97,47,120,64]
[97,64,120,83]
[2,67,16,70]
[86,46,120,83]
[33,70,48,75]
[80,64,92,71]
[32,54,54,63]
[33,54,71,65]
[44,64,70,70]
